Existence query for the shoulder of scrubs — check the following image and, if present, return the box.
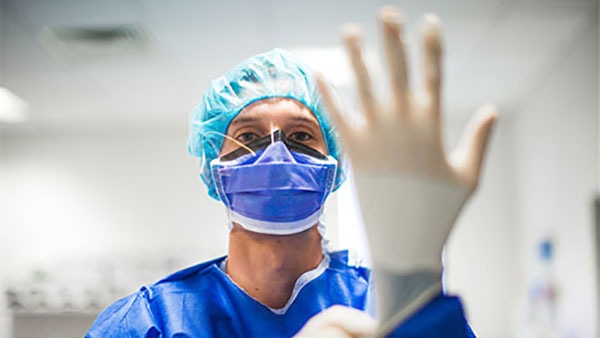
[385,294,476,338]
[85,256,226,337]
[85,251,373,337]
[84,292,160,338]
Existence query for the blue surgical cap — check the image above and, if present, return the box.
[188,48,346,200]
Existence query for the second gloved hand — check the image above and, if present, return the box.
[294,306,377,338]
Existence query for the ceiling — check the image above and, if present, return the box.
[0,0,597,131]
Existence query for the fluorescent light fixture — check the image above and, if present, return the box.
[38,24,151,65]
[0,87,28,123]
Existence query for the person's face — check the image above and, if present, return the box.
[219,98,327,156]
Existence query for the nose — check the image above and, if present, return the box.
[256,134,296,164]
[269,129,286,144]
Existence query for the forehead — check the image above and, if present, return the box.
[229,98,320,127]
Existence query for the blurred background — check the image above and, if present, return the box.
[0,0,597,337]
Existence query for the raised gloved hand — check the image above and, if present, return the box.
[317,7,497,335]
[294,305,377,338]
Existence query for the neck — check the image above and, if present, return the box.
[226,223,324,309]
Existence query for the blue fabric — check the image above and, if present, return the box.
[187,49,346,200]
[388,294,476,338]
[86,251,474,338]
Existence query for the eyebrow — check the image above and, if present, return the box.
[229,115,319,127]
[290,116,319,126]
[229,116,260,126]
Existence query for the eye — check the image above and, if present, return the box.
[289,131,313,143]
[236,132,259,144]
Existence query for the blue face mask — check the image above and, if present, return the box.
[211,130,338,235]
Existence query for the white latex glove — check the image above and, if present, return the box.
[294,306,377,338]
[317,7,497,335]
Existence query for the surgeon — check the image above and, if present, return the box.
[87,7,496,338]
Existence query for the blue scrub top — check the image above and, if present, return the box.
[86,251,475,338]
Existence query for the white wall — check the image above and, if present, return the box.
[450,26,598,338]
[511,27,599,338]
[0,123,231,337]
[0,123,229,266]
[444,113,520,338]
[446,14,598,338]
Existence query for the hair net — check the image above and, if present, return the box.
[188,48,346,200]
